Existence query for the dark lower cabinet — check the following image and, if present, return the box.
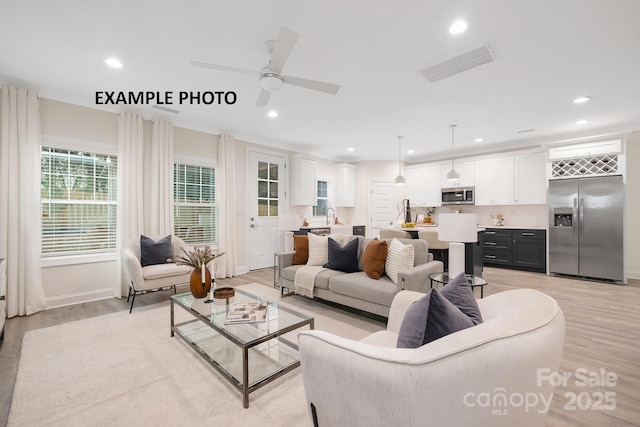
[482,228,546,273]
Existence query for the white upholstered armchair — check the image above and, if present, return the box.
[121,235,191,313]
[298,289,565,427]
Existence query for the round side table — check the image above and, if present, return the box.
[429,273,488,298]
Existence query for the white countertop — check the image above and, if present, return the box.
[480,224,548,230]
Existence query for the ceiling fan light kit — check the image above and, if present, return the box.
[191,25,340,107]
[259,69,284,92]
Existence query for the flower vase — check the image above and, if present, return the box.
[190,266,212,298]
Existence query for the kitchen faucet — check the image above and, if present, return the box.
[326,207,335,225]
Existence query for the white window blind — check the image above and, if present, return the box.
[41,147,117,256]
[313,180,328,217]
[174,163,217,245]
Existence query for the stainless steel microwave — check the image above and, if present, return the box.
[441,187,475,205]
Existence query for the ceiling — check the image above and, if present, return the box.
[1,0,639,163]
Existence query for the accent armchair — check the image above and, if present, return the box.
[121,235,192,313]
[298,288,565,427]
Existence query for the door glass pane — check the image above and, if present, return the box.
[258,162,268,180]
[269,182,278,198]
[258,199,268,216]
[258,181,268,198]
[269,163,279,180]
[269,200,278,216]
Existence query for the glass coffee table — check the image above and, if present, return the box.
[429,273,488,298]
[171,287,314,408]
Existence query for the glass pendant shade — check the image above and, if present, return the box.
[447,169,461,181]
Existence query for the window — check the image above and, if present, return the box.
[174,163,216,245]
[313,180,328,217]
[257,161,279,217]
[41,147,117,256]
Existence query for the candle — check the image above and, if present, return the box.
[201,262,205,284]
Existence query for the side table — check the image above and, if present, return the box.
[429,272,487,298]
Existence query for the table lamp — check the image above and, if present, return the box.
[278,214,301,252]
[438,213,478,277]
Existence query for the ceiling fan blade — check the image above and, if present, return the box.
[284,75,341,95]
[190,61,257,76]
[256,88,271,107]
[269,26,300,73]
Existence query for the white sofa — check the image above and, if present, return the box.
[298,288,565,427]
[121,235,192,312]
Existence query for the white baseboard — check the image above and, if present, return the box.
[46,288,114,310]
[237,265,249,275]
[626,270,640,281]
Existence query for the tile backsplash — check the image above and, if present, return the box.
[411,204,548,228]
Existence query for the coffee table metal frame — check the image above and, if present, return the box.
[429,273,488,298]
[170,288,314,408]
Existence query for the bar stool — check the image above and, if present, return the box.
[418,229,449,270]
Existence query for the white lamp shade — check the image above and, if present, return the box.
[438,213,478,243]
[278,214,301,231]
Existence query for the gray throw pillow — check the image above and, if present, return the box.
[323,237,359,273]
[396,289,475,348]
[140,235,173,267]
[440,272,483,325]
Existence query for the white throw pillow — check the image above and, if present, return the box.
[385,238,415,284]
[306,233,330,266]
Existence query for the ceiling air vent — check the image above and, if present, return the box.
[420,42,495,83]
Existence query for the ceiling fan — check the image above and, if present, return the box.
[191,26,341,107]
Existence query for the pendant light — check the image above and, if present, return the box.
[446,124,461,181]
[394,136,406,185]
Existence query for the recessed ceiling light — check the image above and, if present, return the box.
[449,19,468,35]
[407,149,414,154]
[267,110,278,118]
[573,96,591,104]
[347,147,354,152]
[104,57,123,69]
[475,138,484,143]
[576,119,589,125]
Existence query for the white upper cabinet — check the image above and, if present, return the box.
[405,167,427,206]
[334,163,357,207]
[474,157,515,205]
[290,155,317,206]
[514,152,547,204]
[406,165,442,206]
[441,161,475,188]
[424,165,442,206]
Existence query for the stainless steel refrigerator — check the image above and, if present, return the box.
[548,175,624,282]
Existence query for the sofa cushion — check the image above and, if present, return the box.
[385,238,415,284]
[381,238,428,266]
[293,235,309,265]
[396,289,475,348]
[329,272,398,307]
[307,233,330,266]
[140,235,173,267]
[362,239,388,279]
[282,265,344,290]
[324,237,359,273]
[441,272,483,325]
[142,263,191,280]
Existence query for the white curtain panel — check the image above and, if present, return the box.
[216,134,237,278]
[0,85,46,317]
[115,112,145,298]
[148,119,174,236]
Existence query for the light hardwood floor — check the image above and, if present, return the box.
[0,267,638,426]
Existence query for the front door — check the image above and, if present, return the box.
[248,151,286,270]
[368,180,395,238]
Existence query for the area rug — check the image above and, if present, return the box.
[8,283,384,426]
